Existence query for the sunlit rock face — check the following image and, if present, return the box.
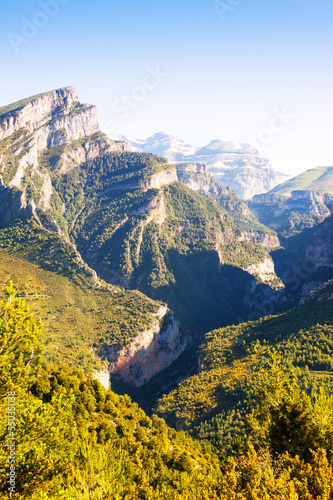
[0,87,129,225]
[101,308,187,387]
[117,132,288,198]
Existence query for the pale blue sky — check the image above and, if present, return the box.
[1,0,332,175]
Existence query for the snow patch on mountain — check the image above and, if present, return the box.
[113,132,288,199]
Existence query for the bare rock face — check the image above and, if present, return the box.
[142,166,178,190]
[93,366,110,391]
[252,190,333,218]
[175,163,218,194]
[100,308,187,387]
[118,132,289,198]
[0,87,81,140]
[285,190,333,215]
[52,136,130,176]
[305,216,333,270]
[238,232,280,248]
[175,163,280,248]
[0,183,34,228]
[244,257,283,288]
[0,87,130,228]
[250,190,333,235]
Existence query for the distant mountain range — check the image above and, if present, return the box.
[1,86,332,388]
[0,87,283,384]
[114,132,289,199]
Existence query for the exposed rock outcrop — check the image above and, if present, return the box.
[117,132,289,198]
[252,190,333,218]
[0,182,34,228]
[285,190,333,215]
[304,216,333,270]
[93,366,110,391]
[238,232,280,248]
[49,135,131,176]
[250,190,333,236]
[244,257,283,288]
[175,163,280,248]
[0,87,82,140]
[100,308,187,387]
[142,166,178,190]
[0,87,129,228]
[175,162,219,194]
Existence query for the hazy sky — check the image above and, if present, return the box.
[1,0,332,176]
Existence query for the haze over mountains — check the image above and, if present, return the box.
[2,87,333,497]
[114,131,289,199]
[1,87,332,378]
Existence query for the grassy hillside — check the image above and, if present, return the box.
[155,289,333,445]
[0,90,54,117]
[0,219,164,372]
[271,166,333,196]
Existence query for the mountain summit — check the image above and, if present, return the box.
[113,132,288,199]
[0,87,130,225]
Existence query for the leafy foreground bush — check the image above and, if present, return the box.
[1,283,333,499]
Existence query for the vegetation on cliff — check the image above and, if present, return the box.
[47,151,272,333]
[0,219,165,371]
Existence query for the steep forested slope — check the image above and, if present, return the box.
[0,219,184,382]
[1,89,333,498]
[2,283,333,499]
[50,151,279,334]
[156,286,333,444]
[0,88,282,338]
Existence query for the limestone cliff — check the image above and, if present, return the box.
[175,163,280,248]
[244,257,283,288]
[250,190,333,236]
[142,166,178,190]
[100,308,187,387]
[237,232,280,248]
[303,216,333,270]
[0,87,130,229]
[118,132,288,198]
[175,163,219,194]
[93,366,110,391]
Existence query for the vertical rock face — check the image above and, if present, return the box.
[100,309,187,387]
[286,190,333,214]
[93,367,110,391]
[175,163,280,248]
[175,162,224,194]
[303,216,333,270]
[250,190,333,235]
[238,232,280,248]
[0,87,82,140]
[0,89,187,388]
[117,132,289,198]
[244,257,283,288]
[0,87,130,227]
[142,166,178,190]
